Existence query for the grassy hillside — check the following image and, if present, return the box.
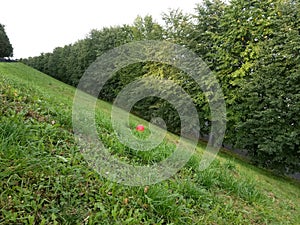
[0,62,299,224]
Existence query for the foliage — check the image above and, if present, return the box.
[207,0,280,145]
[0,23,13,58]
[235,0,300,173]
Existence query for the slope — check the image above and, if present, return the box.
[0,62,299,224]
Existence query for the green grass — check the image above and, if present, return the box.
[0,62,299,224]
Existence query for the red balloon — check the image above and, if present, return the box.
[136,124,145,132]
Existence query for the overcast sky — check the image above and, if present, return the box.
[1,0,203,59]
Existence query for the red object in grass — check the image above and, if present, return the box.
[136,124,145,132]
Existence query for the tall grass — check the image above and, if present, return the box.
[0,63,299,224]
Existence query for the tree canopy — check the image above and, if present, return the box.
[0,23,13,58]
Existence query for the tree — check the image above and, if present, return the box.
[132,15,164,41]
[162,9,194,46]
[0,23,13,58]
[236,0,300,173]
[206,0,280,145]
[192,0,227,65]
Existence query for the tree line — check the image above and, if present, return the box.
[21,0,300,174]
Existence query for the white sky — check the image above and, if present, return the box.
[1,0,203,59]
